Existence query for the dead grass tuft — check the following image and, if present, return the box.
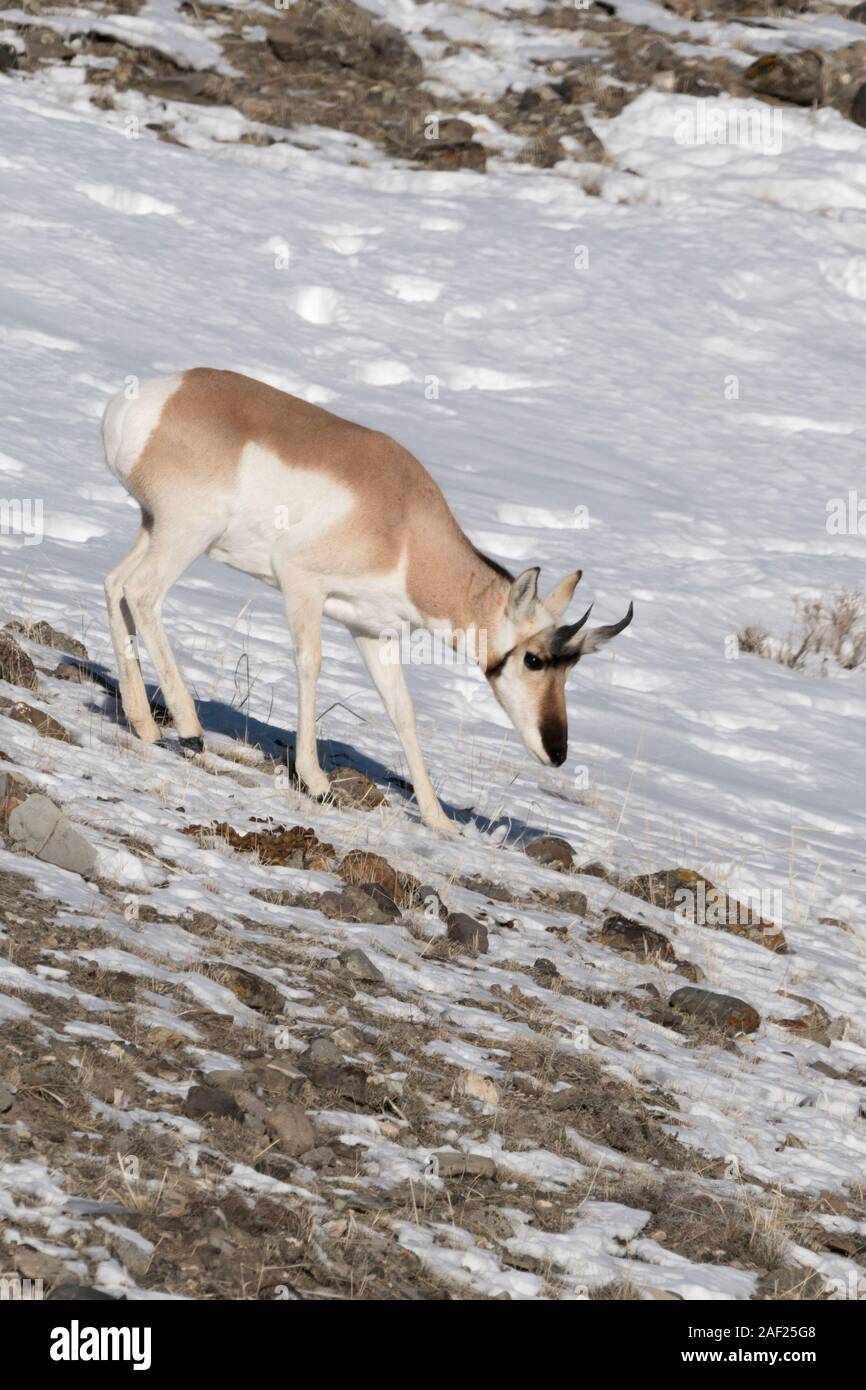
[739,591,866,675]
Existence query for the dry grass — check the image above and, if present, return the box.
[739,591,866,675]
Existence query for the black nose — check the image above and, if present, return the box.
[541,720,567,767]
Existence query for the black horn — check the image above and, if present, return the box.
[589,600,634,644]
[550,604,593,655]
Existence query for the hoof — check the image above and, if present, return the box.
[156,736,204,758]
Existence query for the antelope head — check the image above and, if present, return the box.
[485,568,633,767]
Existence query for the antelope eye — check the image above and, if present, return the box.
[524,652,544,671]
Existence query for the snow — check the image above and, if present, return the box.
[0,2,234,73]
[1,3,865,1301]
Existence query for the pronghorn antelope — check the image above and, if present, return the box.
[102,369,633,833]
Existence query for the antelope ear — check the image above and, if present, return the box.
[545,570,582,621]
[506,567,540,622]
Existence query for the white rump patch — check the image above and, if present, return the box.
[102,374,183,488]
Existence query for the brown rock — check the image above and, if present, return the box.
[744,51,822,106]
[338,849,420,907]
[521,133,567,169]
[138,72,214,104]
[577,861,615,882]
[183,821,335,868]
[777,994,835,1047]
[0,769,33,827]
[327,765,387,810]
[0,631,38,691]
[0,698,73,742]
[405,116,488,171]
[675,960,705,984]
[5,620,87,660]
[236,1091,314,1156]
[217,965,285,1015]
[600,913,676,962]
[620,868,786,953]
[525,835,574,871]
[267,0,422,82]
[300,1050,369,1103]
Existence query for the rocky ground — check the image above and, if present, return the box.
[2,0,866,175]
[1,621,865,1300]
[2,0,866,1304]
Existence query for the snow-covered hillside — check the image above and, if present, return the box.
[1,1,865,1302]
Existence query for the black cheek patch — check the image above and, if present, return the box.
[485,652,511,680]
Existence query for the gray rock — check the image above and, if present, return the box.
[669,986,760,1034]
[0,1083,15,1113]
[300,1145,336,1169]
[318,885,395,924]
[106,1232,152,1277]
[357,882,401,919]
[268,1102,315,1156]
[553,888,589,917]
[430,1150,496,1179]
[446,913,489,954]
[236,1091,314,1156]
[299,1036,344,1072]
[54,662,95,684]
[197,1068,248,1091]
[533,958,559,981]
[298,1035,368,1102]
[338,947,385,982]
[314,1063,368,1103]
[0,43,18,72]
[418,885,448,919]
[7,795,97,878]
[181,1084,242,1121]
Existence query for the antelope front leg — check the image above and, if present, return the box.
[280,579,330,799]
[354,633,456,834]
